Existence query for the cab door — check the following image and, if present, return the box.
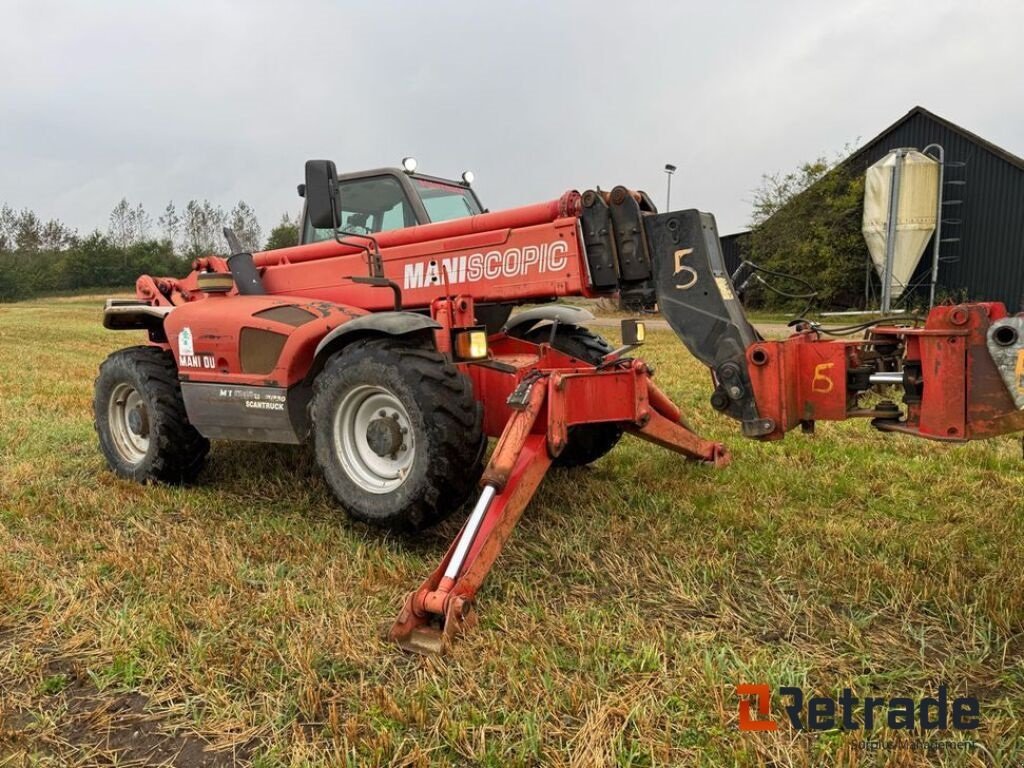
[299,171,424,245]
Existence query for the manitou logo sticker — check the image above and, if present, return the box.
[402,241,569,290]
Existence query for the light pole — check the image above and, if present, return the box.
[664,163,677,211]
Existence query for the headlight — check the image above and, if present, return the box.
[462,170,475,185]
[401,157,418,174]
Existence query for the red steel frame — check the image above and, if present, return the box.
[745,302,1024,441]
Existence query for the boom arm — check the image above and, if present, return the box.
[135,185,1024,445]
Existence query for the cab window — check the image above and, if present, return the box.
[412,178,482,223]
[305,175,416,243]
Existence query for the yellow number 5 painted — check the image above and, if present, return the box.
[812,362,835,393]
[673,248,698,290]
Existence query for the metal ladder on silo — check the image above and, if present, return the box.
[922,144,966,307]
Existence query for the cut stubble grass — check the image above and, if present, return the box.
[0,295,1022,766]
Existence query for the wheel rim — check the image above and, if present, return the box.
[108,382,150,464]
[333,384,416,494]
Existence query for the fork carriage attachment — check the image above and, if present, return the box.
[390,341,729,653]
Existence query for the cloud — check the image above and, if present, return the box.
[1,0,1021,238]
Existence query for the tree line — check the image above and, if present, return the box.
[0,199,300,302]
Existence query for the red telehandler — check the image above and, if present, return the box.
[95,160,1024,653]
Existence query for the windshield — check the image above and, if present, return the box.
[412,178,482,223]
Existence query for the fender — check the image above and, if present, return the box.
[311,311,442,374]
[503,304,594,336]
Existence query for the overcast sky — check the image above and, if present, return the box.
[2,0,1021,239]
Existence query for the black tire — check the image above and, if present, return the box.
[519,324,624,467]
[93,346,209,483]
[311,337,485,531]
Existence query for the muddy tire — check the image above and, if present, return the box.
[94,346,209,483]
[311,337,485,531]
[518,325,624,468]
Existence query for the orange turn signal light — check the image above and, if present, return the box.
[454,328,488,360]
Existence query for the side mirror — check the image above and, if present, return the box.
[304,160,340,229]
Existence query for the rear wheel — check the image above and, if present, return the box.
[94,346,209,483]
[518,324,624,467]
[311,337,485,531]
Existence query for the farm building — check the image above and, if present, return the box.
[721,106,1024,312]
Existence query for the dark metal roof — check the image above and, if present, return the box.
[846,106,1024,174]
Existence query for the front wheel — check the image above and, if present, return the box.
[311,337,485,531]
[93,346,209,483]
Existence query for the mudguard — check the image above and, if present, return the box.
[503,305,595,336]
[313,311,441,359]
[160,295,368,443]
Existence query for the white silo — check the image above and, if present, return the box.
[862,149,940,311]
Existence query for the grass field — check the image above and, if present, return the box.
[1,295,1022,767]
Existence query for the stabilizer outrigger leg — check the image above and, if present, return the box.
[389,360,730,654]
[390,379,551,654]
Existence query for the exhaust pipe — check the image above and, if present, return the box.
[227,252,265,296]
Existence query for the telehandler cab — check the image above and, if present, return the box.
[95,159,1024,653]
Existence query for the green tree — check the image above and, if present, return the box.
[746,154,867,311]
[182,199,226,258]
[14,209,43,252]
[109,198,135,249]
[228,201,262,252]
[265,212,299,250]
[158,201,180,250]
[0,204,17,252]
[0,202,188,302]
[41,218,77,251]
[62,231,119,289]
